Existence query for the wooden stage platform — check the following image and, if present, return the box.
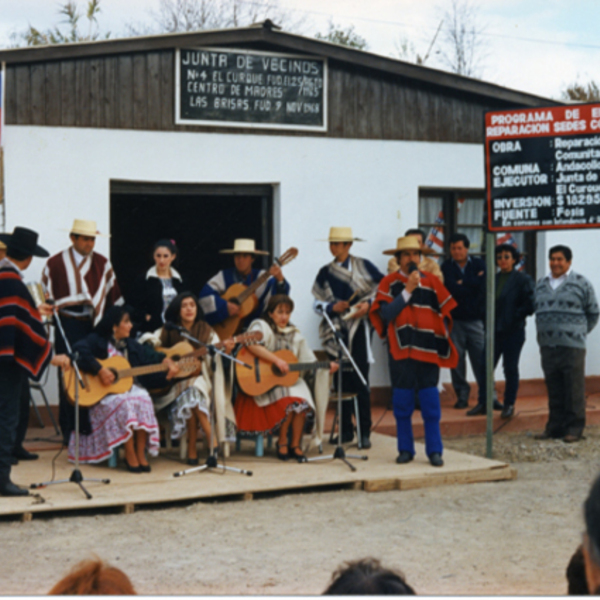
[1,433,515,521]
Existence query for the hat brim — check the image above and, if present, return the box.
[219,249,270,256]
[319,237,365,242]
[62,228,110,238]
[0,233,50,258]
[383,246,434,256]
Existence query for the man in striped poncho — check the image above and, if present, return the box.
[0,228,70,496]
[370,236,457,467]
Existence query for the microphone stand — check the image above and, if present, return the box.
[170,327,252,477]
[31,306,110,499]
[307,308,369,471]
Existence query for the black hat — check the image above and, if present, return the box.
[0,227,49,258]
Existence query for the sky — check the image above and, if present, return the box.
[1,0,600,100]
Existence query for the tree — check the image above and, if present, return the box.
[562,80,600,102]
[437,0,486,78]
[129,0,308,36]
[315,21,368,50]
[15,0,109,46]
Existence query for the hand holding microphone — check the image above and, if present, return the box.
[405,262,420,293]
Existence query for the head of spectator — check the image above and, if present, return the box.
[404,228,426,247]
[566,545,590,595]
[449,233,470,268]
[549,244,572,279]
[495,243,520,274]
[323,558,415,595]
[48,558,136,595]
[152,238,179,277]
[583,473,600,594]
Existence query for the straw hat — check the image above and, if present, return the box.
[68,219,109,238]
[219,239,269,256]
[321,227,364,242]
[0,227,49,258]
[383,236,432,256]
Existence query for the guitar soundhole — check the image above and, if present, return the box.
[110,368,119,382]
[272,364,282,376]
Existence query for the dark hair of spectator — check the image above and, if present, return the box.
[164,291,205,325]
[48,558,136,595]
[95,305,132,339]
[449,233,470,248]
[153,238,178,256]
[323,558,416,595]
[566,545,589,595]
[549,244,573,262]
[262,294,295,331]
[495,243,520,263]
[404,228,425,242]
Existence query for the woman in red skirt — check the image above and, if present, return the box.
[235,295,338,462]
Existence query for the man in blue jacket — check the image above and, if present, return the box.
[441,233,500,415]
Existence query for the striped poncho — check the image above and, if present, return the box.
[370,270,458,368]
[0,261,52,380]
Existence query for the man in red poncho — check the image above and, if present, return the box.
[370,236,457,467]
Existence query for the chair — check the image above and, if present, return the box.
[235,431,273,457]
[29,379,60,436]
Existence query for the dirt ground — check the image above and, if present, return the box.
[2,428,599,596]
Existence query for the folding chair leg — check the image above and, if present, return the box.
[30,396,44,428]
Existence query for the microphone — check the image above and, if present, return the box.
[407,262,420,287]
[164,321,185,332]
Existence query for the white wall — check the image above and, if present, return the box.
[10,124,590,402]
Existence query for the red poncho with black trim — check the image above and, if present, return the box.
[0,263,52,380]
[370,270,458,368]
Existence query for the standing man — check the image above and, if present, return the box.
[387,228,444,282]
[312,227,384,448]
[199,238,290,330]
[41,219,123,444]
[0,227,70,496]
[370,236,457,467]
[441,233,497,414]
[534,245,598,442]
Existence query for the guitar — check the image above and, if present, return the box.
[235,347,332,397]
[212,247,299,340]
[64,331,264,407]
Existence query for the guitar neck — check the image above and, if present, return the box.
[117,363,169,379]
[236,268,273,304]
[289,360,331,372]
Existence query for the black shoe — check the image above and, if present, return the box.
[290,447,307,463]
[186,457,199,466]
[330,433,354,445]
[276,444,289,461]
[466,404,486,416]
[360,435,371,449]
[563,434,583,443]
[493,400,504,411]
[139,463,152,473]
[13,447,39,461]
[429,452,444,467]
[534,431,552,440]
[396,451,413,464]
[124,459,141,473]
[453,399,468,409]
[0,481,30,496]
[501,405,514,419]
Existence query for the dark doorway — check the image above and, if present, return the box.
[109,181,274,303]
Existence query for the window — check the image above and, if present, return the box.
[418,189,536,276]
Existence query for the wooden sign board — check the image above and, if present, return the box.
[485,103,600,231]
[175,48,327,131]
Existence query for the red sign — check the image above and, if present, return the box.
[485,103,600,231]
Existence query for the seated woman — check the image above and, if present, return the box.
[129,239,186,334]
[236,294,337,462]
[151,292,235,465]
[69,306,179,472]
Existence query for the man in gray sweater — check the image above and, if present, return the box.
[535,244,599,442]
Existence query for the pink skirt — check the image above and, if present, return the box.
[68,384,160,464]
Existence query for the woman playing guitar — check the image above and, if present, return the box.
[152,292,235,465]
[70,306,179,472]
[235,295,338,462]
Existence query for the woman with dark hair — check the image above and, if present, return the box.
[150,292,235,464]
[69,306,179,472]
[493,243,535,419]
[129,239,186,333]
[236,294,336,462]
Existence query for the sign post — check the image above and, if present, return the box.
[484,101,600,457]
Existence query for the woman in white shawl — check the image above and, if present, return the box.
[235,295,338,462]
[150,292,234,465]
